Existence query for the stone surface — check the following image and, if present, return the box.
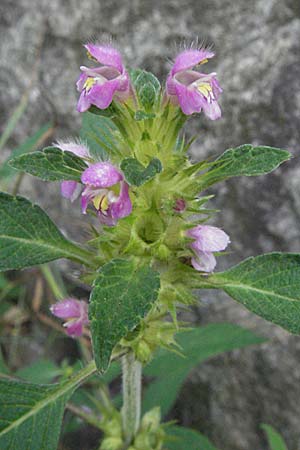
[1,0,300,448]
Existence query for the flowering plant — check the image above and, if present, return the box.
[0,43,297,450]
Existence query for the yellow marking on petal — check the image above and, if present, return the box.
[197,82,212,97]
[86,51,98,62]
[93,194,109,211]
[196,59,208,67]
[83,77,96,92]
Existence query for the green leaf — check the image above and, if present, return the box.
[0,123,52,181]
[88,104,116,118]
[89,258,160,372]
[143,323,264,415]
[166,426,219,450]
[134,110,156,121]
[200,144,291,189]
[16,359,61,384]
[0,192,92,271]
[261,424,288,450]
[133,70,161,109]
[9,147,88,182]
[80,112,119,160]
[0,360,96,450]
[204,253,300,334]
[121,157,162,186]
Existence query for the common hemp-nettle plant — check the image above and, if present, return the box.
[0,42,298,450]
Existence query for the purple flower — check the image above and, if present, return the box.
[77,43,130,113]
[81,162,132,226]
[50,298,89,337]
[187,225,230,272]
[56,140,90,202]
[166,48,222,119]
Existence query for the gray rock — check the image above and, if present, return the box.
[1,0,300,448]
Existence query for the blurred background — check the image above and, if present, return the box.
[1,0,300,449]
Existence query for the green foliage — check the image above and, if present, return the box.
[143,323,264,415]
[261,424,288,450]
[89,258,160,372]
[200,144,291,189]
[134,110,156,121]
[0,361,96,450]
[132,70,161,110]
[166,426,219,450]
[9,147,88,182]
[204,253,300,334]
[16,359,62,384]
[80,112,119,160]
[0,123,53,182]
[120,157,162,186]
[0,192,92,271]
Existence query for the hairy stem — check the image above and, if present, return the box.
[121,352,142,444]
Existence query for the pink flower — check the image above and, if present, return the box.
[55,140,90,202]
[166,48,222,119]
[187,225,230,272]
[50,298,89,337]
[81,162,132,226]
[77,43,130,113]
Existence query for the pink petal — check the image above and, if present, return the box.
[202,100,222,120]
[77,90,91,112]
[188,225,230,252]
[174,83,203,115]
[81,162,123,188]
[110,182,132,220]
[61,181,79,201]
[171,49,215,75]
[76,72,88,92]
[65,320,84,337]
[191,251,217,272]
[50,298,82,319]
[84,43,123,73]
[88,80,120,109]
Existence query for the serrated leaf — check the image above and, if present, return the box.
[166,426,219,450]
[200,144,291,189]
[80,112,119,160]
[121,157,162,186]
[89,258,160,372]
[9,147,88,181]
[261,424,288,450]
[0,123,53,182]
[0,192,92,271]
[143,324,264,415]
[0,361,96,450]
[201,253,300,334]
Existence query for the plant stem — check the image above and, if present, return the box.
[121,352,142,445]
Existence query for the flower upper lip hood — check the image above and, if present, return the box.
[166,48,222,120]
[76,43,130,113]
[81,162,132,226]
